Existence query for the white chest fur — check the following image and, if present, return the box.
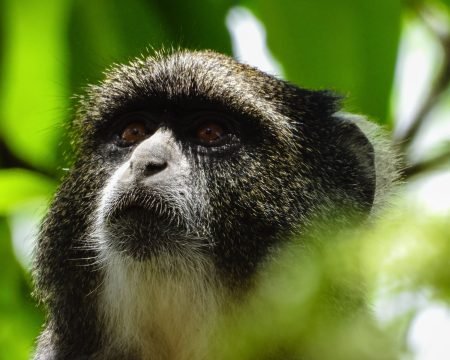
[98,253,224,360]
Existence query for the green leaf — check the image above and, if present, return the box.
[152,0,233,54]
[69,0,171,87]
[243,0,402,124]
[69,0,233,89]
[0,169,55,214]
[439,0,450,10]
[0,0,71,170]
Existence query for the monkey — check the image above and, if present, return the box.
[32,50,400,360]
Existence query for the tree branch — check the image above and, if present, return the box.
[395,3,450,150]
[403,145,450,177]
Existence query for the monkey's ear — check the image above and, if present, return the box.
[334,114,376,210]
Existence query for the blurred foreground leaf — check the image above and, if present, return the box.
[211,208,450,359]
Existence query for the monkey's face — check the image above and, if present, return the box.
[72,51,375,282]
[91,104,294,268]
[95,108,242,260]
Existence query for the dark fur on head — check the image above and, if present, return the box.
[33,50,398,359]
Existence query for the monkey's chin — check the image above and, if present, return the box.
[102,206,185,260]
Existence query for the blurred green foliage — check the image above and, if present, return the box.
[211,210,450,360]
[0,220,42,359]
[0,0,448,359]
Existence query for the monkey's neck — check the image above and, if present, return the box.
[98,252,225,360]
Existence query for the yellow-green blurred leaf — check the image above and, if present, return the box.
[0,169,55,214]
[0,0,71,170]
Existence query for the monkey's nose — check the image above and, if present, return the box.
[128,130,174,179]
[142,162,167,176]
[129,153,169,179]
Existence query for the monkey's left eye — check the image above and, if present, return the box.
[188,112,239,149]
[195,122,227,146]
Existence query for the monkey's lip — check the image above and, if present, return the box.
[103,190,168,224]
[108,204,150,222]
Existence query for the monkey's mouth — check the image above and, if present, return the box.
[109,205,154,224]
[104,189,172,225]
[101,190,187,258]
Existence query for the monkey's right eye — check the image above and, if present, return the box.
[111,112,156,147]
[120,122,149,146]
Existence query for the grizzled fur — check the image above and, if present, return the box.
[33,50,399,359]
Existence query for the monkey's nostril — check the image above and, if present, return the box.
[143,162,168,177]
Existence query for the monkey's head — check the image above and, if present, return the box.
[53,50,376,286]
[33,50,392,358]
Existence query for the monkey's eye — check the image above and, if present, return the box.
[111,112,156,147]
[188,111,238,149]
[195,122,227,146]
[120,122,149,146]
